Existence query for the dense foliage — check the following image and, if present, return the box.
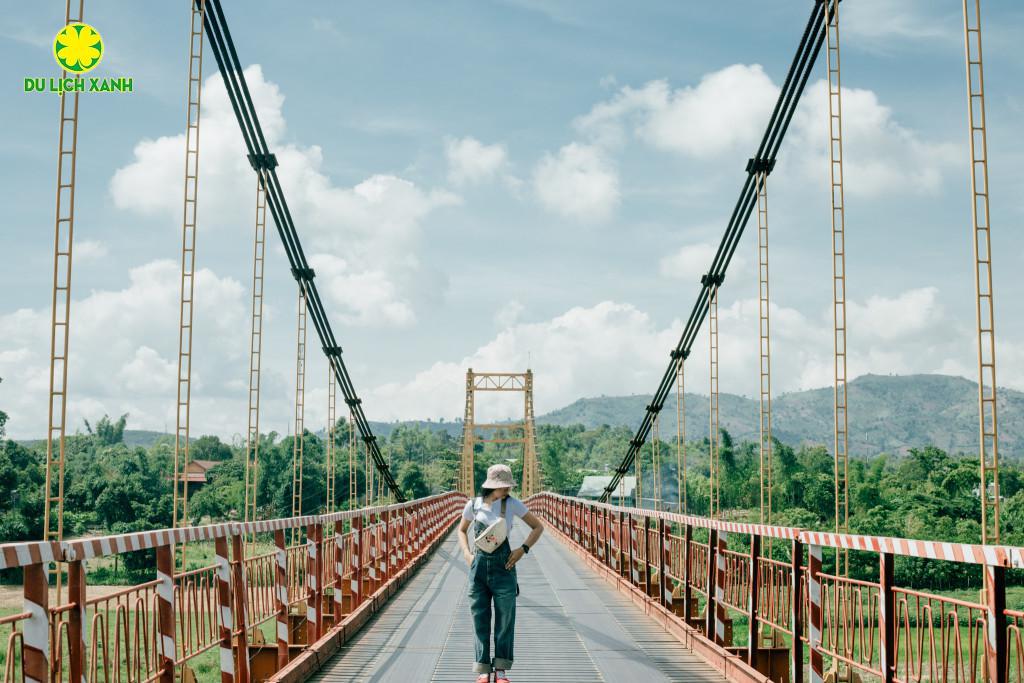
[1,386,1020,588]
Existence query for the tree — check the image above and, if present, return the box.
[398,462,429,500]
[0,377,8,438]
[84,413,128,445]
[190,435,234,462]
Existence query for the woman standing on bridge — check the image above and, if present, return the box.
[457,463,545,683]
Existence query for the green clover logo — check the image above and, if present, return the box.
[54,23,103,74]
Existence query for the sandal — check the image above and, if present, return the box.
[475,675,490,683]
[496,675,510,683]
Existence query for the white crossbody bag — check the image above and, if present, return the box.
[473,496,509,553]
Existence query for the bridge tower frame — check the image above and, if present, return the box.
[458,370,541,498]
[962,0,1001,546]
[823,0,851,565]
[171,0,207,569]
[243,165,270,535]
[43,0,87,601]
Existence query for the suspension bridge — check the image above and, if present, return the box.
[1,0,1015,681]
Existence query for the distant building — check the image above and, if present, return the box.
[577,475,636,505]
[182,459,224,490]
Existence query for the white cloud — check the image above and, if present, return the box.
[573,64,958,198]
[363,287,1020,424]
[787,81,959,197]
[310,254,415,328]
[445,136,508,185]
[369,301,680,421]
[109,65,458,328]
[75,240,109,262]
[659,242,737,281]
[576,65,778,157]
[494,300,524,328]
[0,259,269,439]
[843,0,959,50]
[533,143,619,222]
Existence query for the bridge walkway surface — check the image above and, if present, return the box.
[307,524,724,682]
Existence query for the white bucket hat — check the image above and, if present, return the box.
[482,463,516,489]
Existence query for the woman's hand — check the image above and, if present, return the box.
[505,548,525,570]
[463,550,474,566]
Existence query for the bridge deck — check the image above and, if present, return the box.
[308,524,723,682]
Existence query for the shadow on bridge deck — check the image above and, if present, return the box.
[306,524,723,682]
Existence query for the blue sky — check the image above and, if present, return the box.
[1,1,1022,440]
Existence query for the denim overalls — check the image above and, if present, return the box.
[469,496,519,674]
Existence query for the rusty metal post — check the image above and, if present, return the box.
[156,544,176,683]
[350,513,363,610]
[600,507,609,565]
[307,522,322,643]
[660,517,672,609]
[377,510,387,587]
[396,509,406,570]
[387,508,396,580]
[68,560,86,683]
[809,543,824,683]
[705,528,718,639]
[683,523,693,621]
[333,520,345,621]
[791,538,804,683]
[644,515,654,596]
[984,563,1007,683]
[274,529,288,670]
[628,514,639,586]
[715,531,728,645]
[23,563,49,683]
[748,533,761,670]
[215,536,237,683]
[880,551,894,683]
[229,533,250,683]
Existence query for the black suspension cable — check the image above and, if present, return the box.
[202,0,404,501]
[601,2,833,502]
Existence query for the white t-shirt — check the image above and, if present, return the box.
[462,495,529,534]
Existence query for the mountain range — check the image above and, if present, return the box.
[23,374,1022,458]
[539,374,1024,458]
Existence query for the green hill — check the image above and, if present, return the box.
[537,374,1024,458]
[18,374,1020,458]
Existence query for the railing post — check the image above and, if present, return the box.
[644,515,655,597]
[68,560,86,683]
[600,507,606,559]
[215,536,237,683]
[628,514,639,586]
[22,563,49,683]
[230,533,251,683]
[808,543,824,683]
[385,508,394,582]
[591,506,598,557]
[985,564,1007,683]
[705,528,717,639]
[350,513,363,611]
[880,551,894,683]
[273,529,289,669]
[306,522,323,643]
[410,505,420,555]
[791,537,804,683]
[333,520,345,622]
[368,512,379,590]
[715,531,728,645]
[748,533,761,670]
[683,524,693,622]
[660,517,673,609]
[396,508,406,569]
[156,544,176,683]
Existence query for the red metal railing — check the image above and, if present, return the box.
[0,491,464,683]
[527,492,1024,683]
